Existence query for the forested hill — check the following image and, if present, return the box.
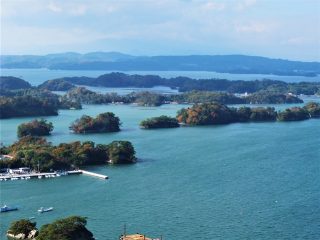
[57,72,320,95]
[1,52,319,76]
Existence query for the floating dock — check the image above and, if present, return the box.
[79,170,108,179]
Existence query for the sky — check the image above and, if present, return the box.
[1,0,320,61]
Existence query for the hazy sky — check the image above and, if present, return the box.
[1,0,319,61]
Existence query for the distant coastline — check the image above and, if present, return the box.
[1,52,319,77]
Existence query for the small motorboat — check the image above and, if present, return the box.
[38,207,53,213]
[1,205,18,213]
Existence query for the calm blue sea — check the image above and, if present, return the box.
[0,69,320,239]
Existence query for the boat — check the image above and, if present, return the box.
[38,207,53,213]
[1,205,18,213]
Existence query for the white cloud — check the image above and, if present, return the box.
[70,4,87,16]
[47,2,62,13]
[235,22,268,33]
[236,0,257,11]
[201,1,225,11]
[1,24,109,53]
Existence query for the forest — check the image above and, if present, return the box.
[17,119,53,137]
[70,112,121,134]
[0,137,136,171]
[140,115,180,129]
[176,102,320,125]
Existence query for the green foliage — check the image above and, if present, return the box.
[176,102,318,125]
[134,91,164,106]
[170,91,246,104]
[247,107,277,121]
[38,79,75,91]
[108,141,136,164]
[62,73,320,94]
[140,115,179,129]
[17,119,53,138]
[277,107,310,121]
[8,219,37,236]
[70,112,121,133]
[303,102,320,118]
[176,103,238,125]
[64,87,145,105]
[245,92,303,104]
[0,89,81,119]
[1,136,136,170]
[0,76,31,90]
[0,96,58,119]
[36,216,94,240]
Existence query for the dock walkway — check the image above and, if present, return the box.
[0,169,108,181]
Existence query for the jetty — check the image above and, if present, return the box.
[80,170,108,179]
[0,171,81,181]
[0,169,108,181]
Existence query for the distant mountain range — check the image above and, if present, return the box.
[1,52,319,77]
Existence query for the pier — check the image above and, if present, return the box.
[80,170,108,179]
[0,172,71,181]
[0,169,108,181]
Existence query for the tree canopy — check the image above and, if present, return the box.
[140,115,180,129]
[0,137,136,171]
[70,112,121,134]
[108,141,136,164]
[176,102,319,125]
[37,216,94,240]
[7,219,37,236]
[17,119,54,138]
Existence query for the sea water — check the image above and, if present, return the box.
[0,70,320,239]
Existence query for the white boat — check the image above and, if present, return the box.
[38,207,53,213]
[38,176,42,179]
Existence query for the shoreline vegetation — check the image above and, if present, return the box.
[7,216,94,240]
[176,102,320,125]
[17,119,53,138]
[140,102,320,129]
[140,115,179,129]
[50,72,320,94]
[1,74,319,119]
[0,137,136,171]
[70,112,121,134]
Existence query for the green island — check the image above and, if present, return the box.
[64,87,303,106]
[140,115,180,129]
[0,137,136,171]
[176,102,320,125]
[55,72,320,95]
[0,76,31,91]
[7,216,94,240]
[0,89,82,119]
[38,79,75,91]
[17,119,53,138]
[70,112,121,134]
[0,75,318,119]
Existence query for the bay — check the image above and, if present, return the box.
[1,103,320,239]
